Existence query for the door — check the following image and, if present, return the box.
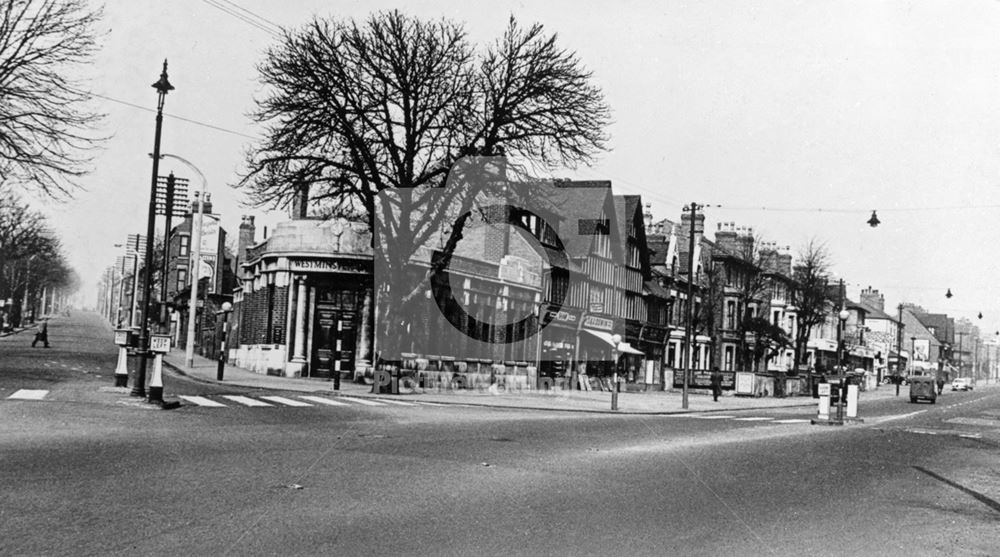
[311,288,359,378]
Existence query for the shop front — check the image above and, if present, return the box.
[637,324,669,386]
[536,304,581,387]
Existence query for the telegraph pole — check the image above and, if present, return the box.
[682,202,700,410]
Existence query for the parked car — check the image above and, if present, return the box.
[951,377,974,391]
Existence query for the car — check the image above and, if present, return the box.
[951,377,974,391]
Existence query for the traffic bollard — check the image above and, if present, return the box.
[114,346,129,388]
[148,353,164,404]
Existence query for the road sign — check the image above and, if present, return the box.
[149,334,171,354]
[114,329,131,346]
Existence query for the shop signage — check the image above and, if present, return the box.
[582,315,614,331]
[542,305,579,325]
[640,326,669,344]
[589,302,604,313]
[289,259,370,273]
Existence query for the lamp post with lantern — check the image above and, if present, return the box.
[132,60,174,399]
[217,301,233,381]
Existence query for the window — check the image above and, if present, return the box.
[176,268,187,291]
[179,235,190,257]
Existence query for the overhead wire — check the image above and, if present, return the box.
[201,0,282,37]
[90,92,260,140]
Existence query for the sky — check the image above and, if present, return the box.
[40,0,1000,334]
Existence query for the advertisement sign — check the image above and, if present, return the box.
[199,215,220,253]
[735,372,755,395]
[673,370,736,389]
[913,339,930,361]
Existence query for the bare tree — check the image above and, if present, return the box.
[792,239,832,372]
[726,233,771,370]
[242,11,610,364]
[0,0,104,198]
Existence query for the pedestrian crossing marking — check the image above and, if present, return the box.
[222,395,274,407]
[8,389,48,400]
[733,417,774,421]
[372,398,416,406]
[179,395,227,407]
[338,396,385,406]
[260,396,313,407]
[298,395,350,406]
[772,419,811,424]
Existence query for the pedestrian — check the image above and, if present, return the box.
[710,366,723,402]
[936,376,945,395]
[31,319,49,348]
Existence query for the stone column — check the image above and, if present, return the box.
[288,276,308,376]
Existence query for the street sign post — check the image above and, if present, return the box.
[149,334,171,354]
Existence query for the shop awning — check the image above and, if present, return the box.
[581,329,645,355]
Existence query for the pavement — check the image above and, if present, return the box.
[160,348,904,414]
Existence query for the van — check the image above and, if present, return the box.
[909,375,937,404]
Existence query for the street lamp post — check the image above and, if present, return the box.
[610,333,622,411]
[217,301,233,381]
[132,60,174,399]
[836,306,849,423]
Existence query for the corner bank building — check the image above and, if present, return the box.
[232,216,374,380]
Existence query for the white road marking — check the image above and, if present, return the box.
[693,415,737,420]
[221,395,274,407]
[298,396,350,406]
[260,396,313,407]
[372,398,416,406]
[7,389,48,400]
[772,419,811,424]
[733,417,774,421]
[179,395,227,407]
[338,397,385,406]
[414,401,445,406]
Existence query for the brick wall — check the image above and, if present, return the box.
[238,283,289,346]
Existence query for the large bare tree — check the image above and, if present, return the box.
[242,11,610,365]
[792,239,832,372]
[0,0,104,198]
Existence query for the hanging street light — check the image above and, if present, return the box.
[867,210,880,227]
[945,288,953,299]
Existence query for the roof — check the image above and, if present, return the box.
[541,181,621,262]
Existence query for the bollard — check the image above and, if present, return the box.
[148,353,164,404]
[114,346,129,387]
[611,374,619,411]
[846,384,859,418]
